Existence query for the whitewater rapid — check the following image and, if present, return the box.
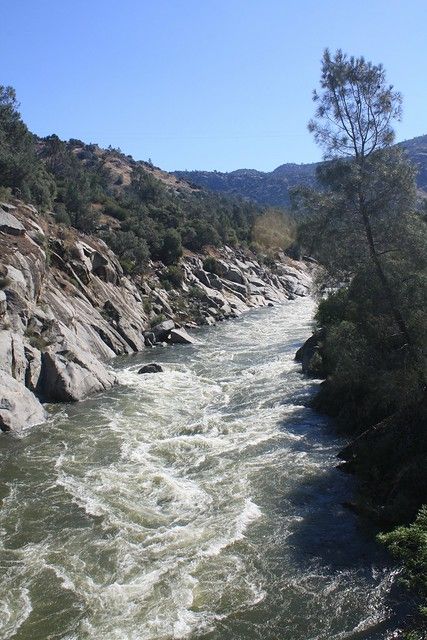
[0,297,403,639]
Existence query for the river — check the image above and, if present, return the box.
[0,297,404,639]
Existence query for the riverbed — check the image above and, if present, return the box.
[0,297,403,639]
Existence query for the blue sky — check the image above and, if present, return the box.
[2,0,426,171]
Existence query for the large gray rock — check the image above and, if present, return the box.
[168,328,196,345]
[0,372,46,432]
[0,210,25,236]
[91,250,120,284]
[221,279,247,296]
[195,269,223,291]
[224,266,246,285]
[38,345,118,402]
[152,320,175,341]
[0,331,27,383]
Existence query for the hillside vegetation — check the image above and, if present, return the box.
[0,86,297,277]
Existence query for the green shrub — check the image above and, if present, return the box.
[142,297,152,314]
[189,285,205,301]
[160,265,184,288]
[316,288,351,326]
[379,506,427,618]
[203,256,222,275]
[0,186,12,201]
[157,229,182,265]
[150,314,165,327]
[104,200,128,221]
[54,202,71,225]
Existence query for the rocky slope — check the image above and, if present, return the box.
[174,134,427,207]
[0,199,311,433]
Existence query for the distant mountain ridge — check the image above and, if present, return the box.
[174,134,427,207]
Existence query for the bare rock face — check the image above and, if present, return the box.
[0,291,7,316]
[24,344,42,391]
[0,371,46,432]
[0,198,312,431]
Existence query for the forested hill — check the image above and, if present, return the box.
[174,134,427,207]
[1,83,286,275]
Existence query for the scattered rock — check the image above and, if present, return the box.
[0,202,16,212]
[0,198,312,432]
[138,363,163,374]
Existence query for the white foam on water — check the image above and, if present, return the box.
[0,297,402,639]
[0,588,32,640]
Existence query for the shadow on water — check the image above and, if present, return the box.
[276,404,413,639]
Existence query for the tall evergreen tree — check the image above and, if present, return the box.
[308,49,418,351]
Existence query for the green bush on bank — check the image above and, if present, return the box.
[379,507,427,625]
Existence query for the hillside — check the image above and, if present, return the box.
[174,134,427,207]
[2,85,289,281]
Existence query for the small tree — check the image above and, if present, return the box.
[158,229,182,265]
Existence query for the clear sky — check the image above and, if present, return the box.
[2,0,426,172]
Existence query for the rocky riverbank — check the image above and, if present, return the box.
[0,199,311,432]
[296,330,427,527]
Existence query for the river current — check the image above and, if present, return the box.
[0,297,404,639]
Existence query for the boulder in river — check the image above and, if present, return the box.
[167,328,195,345]
[143,331,156,347]
[152,320,175,341]
[138,363,163,374]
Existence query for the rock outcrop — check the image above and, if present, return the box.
[0,199,312,432]
[0,371,46,432]
[295,328,326,377]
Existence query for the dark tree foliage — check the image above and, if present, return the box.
[0,86,56,207]
[0,86,282,273]
[306,50,418,351]
[297,52,427,619]
[308,49,402,159]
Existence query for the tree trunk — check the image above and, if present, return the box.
[358,199,413,348]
